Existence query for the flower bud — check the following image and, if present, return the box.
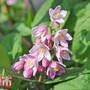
[13,60,24,71]
[37,66,44,72]
[42,58,50,68]
[23,68,33,78]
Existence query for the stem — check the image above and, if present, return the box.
[38,75,42,82]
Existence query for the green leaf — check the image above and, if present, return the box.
[72,3,90,63]
[61,0,82,10]
[45,68,82,84]
[63,1,89,32]
[16,23,35,43]
[11,34,22,59]
[16,23,32,36]
[1,33,22,60]
[0,13,8,23]
[25,7,34,27]
[0,44,11,69]
[54,73,90,90]
[31,0,55,26]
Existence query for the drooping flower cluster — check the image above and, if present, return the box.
[13,5,72,79]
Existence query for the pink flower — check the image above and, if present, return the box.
[54,29,72,48]
[23,68,33,78]
[49,5,67,25]
[47,61,65,79]
[6,0,17,5]
[45,33,52,49]
[24,55,38,77]
[32,25,48,41]
[35,33,52,49]
[13,60,25,71]
[56,46,71,62]
[37,65,45,72]
[29,43,51,62]
[42,58,50,68]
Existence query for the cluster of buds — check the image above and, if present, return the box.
[13,5,72,79]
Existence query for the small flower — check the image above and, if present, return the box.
[29,43,51,62]
[37,65,45,72]
[47,61,65,79]
[23,68,33,78]
[32,25,48,41]
[49,5,67,25]
[13,60,25,71]
[42,58,50,68]
[24,55,38,76]
[35,33,52,49]
[6,0,17,5]
[54,29,72,48]
[56,46,71,62]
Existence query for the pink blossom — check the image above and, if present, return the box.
[23,68,33,78]
[47,61,65,79]
[56,46,71,62]
[37,65,45,72]
[29,43,51,62]
[13,60,25,71]
[32,25,48,41]
[49,5,67,25]
[35,33,52,49]
[54,29,72,48]
[42,58,50,68]
[24,55,38,76]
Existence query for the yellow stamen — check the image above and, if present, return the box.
[27,60,33,68]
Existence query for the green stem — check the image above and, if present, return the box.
[2,69,5,76]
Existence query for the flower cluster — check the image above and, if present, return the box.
[13,5,72,79]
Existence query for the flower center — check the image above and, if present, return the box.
[27,60,33,68]
[61,50,67,56]
[54,12,60,17]
[54,66,60,72]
